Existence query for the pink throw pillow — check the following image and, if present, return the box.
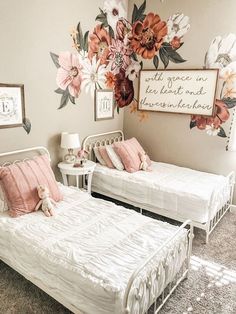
[0,154,63,217]
[113,137,151,173]
[98,147,115,168]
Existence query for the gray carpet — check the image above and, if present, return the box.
[0,209,236,314]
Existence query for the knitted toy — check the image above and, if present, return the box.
[139,152,150,171]
[35,185,57,217]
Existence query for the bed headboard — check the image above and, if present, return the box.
[0,146,50,166]
[82,130,124,162]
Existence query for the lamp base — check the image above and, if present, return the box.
[64,149,77,164]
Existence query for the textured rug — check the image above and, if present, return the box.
[0,207,235,314]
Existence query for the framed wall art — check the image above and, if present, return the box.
[95,89,114,121]
[138,69,218,116]
[0,83,25,129]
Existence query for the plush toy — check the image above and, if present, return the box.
[139,152,150,171]
[35,185,57,217]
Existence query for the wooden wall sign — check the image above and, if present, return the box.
[138,69,218,116]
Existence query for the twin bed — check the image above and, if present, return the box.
[0,131,234,313]
[83,130,235,243]
[0,147,193,314]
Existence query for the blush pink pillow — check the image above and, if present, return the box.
[113,137,151,173]
[0,154,63,217]
[98,147,114,168]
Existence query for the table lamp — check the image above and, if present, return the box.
[61,132,80,164]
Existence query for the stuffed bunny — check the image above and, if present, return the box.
[35,185,57,217]
[139,152,150,171]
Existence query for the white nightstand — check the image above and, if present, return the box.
[58,160,96,194]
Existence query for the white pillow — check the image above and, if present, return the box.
[0,184,8,212]
[106,145,124,171]
[93,147,107,166]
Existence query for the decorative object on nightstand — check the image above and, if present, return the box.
[58,160,96,194]
[76,148,89,167]
[61,132,80,164]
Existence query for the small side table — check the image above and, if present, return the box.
[58,160,96,194]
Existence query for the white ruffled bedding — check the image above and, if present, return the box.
[92,162,231,224]
[0,185,188,314]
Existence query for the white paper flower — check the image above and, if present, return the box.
[81,56,106,97]
[164,13,190,42]
[219,61,236,84]
[205,33,236,69]
[125,61,141,81]
[103,0,127,33]
[206,124,219,136]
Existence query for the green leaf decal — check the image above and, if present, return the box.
[54,88,64,94]
[167,49,186,63]
[159,47,169,68]
[131,52,138,62]
[153,55,159,69]
[69,94,76,104]
[96,8,109,27]
[58,90,70,109]
[132,0,146,23]
[218,126,227,138]
[160,44,186,64]
[108,26,115,38]
[76,22,84,50]
[190,120,197,129]
[132,4,138,23]
[222,97,236,109]
[23,117,31,134]
[50,52,60,68]
[83,31,89,52]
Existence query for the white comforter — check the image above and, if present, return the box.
[92,162,231,223]
[0,185,187,314]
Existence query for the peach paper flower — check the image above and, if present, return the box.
[130,12,167,59]
[88,25,111,65]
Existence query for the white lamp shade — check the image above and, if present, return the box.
[61,133,80,149]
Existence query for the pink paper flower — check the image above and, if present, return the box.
[109,39,132,74]
[56,51,82,98]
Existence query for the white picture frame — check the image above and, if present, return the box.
[0,83,25,128]
[95,89,114,121]
[138,69,218,116]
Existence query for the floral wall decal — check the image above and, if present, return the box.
[190,33,236,138]
[50,0,190,116]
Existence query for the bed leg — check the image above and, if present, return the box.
[205,231,209,244]
[140,208,143,215]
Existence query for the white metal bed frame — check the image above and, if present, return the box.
[82,130,235,244]
[0,146,193,314]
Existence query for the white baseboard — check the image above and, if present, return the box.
[230,205,236,212]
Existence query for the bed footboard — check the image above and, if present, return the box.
[123,220,193,314]
[205,171,235,243]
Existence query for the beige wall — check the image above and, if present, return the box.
[0,0,124,175]
[125,0,236,197]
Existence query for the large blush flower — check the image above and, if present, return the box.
[130,12,167,59]
[103,0,127,33]
[56,51,82,98]
[205,33,236,69]
[109,39,132,74]
[164,13,190,43]
[88,25,111,65]
[81,56,106,96]
[114,70,134,108]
